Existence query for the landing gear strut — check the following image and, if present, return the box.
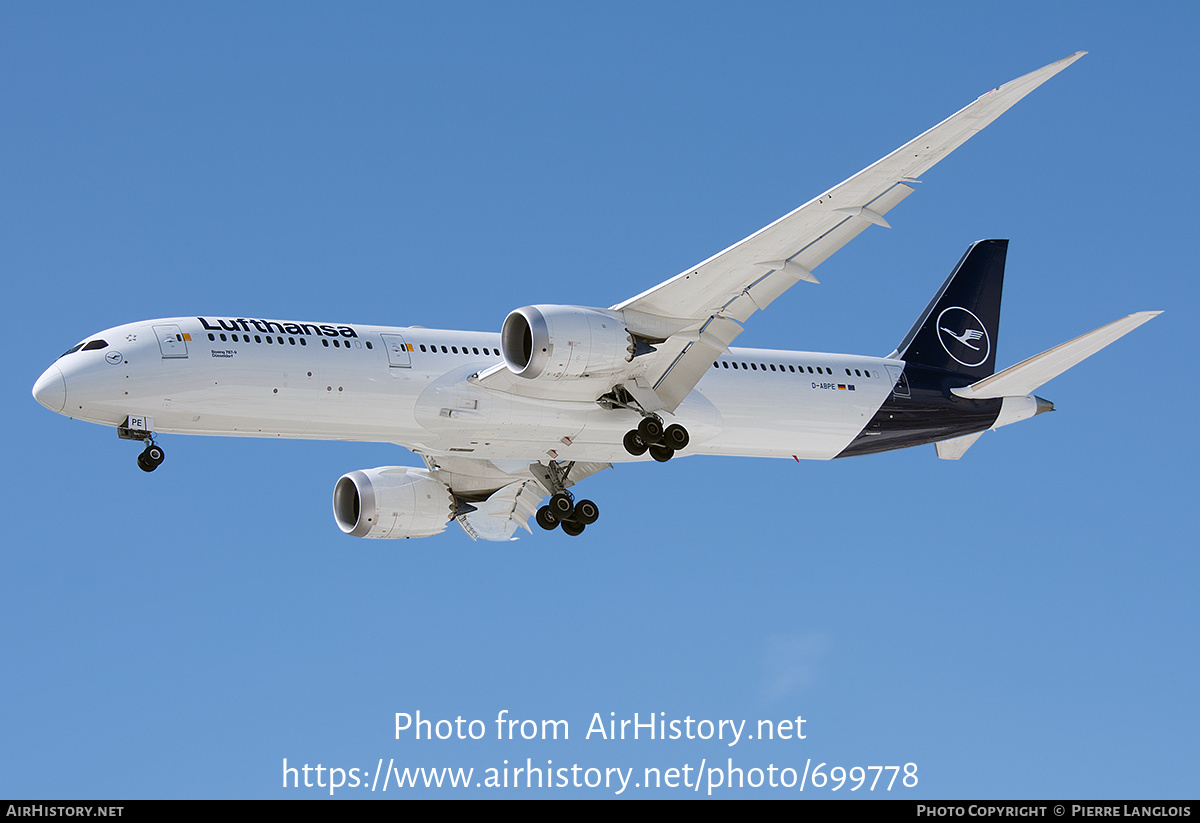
[118,418,165,473]
[599,386,691,462]
[531,461,599,537]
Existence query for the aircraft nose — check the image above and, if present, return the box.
[33,365,66,412]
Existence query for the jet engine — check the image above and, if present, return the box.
[332,466,455,539]
[501,305,634,381]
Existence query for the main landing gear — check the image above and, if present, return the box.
[597,386,691,463]
[531,460,599,537]
[622,415,689,462]
[535,493,600,537]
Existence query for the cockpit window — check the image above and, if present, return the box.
[59,339,108,358]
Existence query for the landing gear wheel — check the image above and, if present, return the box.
[663,424,689,451]
[649,443,674,462]
[549,493,574,519]
[574,499,599,525]
[561,519,585,537]
[623,430,648,456]
[536,506,560,531]
[637,416,664,444]
[137,442,164,472]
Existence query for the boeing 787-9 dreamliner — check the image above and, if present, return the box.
[32,53,1159,541]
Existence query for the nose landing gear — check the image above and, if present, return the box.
[118,417,165,473]
[136,440,165,472]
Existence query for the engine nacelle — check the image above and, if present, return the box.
[332,466,455,539]
[501,305,634,381]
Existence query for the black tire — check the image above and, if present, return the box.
[649,443,674,463]
[145,445,165,466]
[549,493,574,518]
[575,499,599,525]
[623,430,648,456]
[638,417,664,444]
[536,506,559,531]
[136,453,155,473]
[561,519,585,537]
[664,424,689,450]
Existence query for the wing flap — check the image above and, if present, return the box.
[651,338,729,411]
[790,182,915,273]
[456,479,544,541]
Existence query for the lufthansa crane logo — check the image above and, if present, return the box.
[936,307,990,368]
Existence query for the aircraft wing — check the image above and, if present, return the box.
[612,52,1087,411]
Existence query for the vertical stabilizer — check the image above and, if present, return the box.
[894,239,1007,379]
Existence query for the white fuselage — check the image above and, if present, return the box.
[40,316,899,463]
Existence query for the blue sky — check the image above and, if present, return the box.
[3,2,1196,799]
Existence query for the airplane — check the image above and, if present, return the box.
[31,52,1160,541]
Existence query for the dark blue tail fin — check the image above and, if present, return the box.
[894,239,1007,379]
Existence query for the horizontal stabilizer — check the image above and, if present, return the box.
[952,311,1161,399]
[935,431,985,460]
